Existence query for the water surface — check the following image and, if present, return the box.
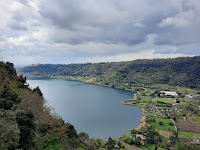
[27,78,142,139]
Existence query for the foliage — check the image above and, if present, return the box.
[78,132,88,142]
[106,137,116,150]
[16,109,35,150]
[130,128,138,134]
[44,134,63,150]
[0,110,20,150]
[33,86,43,96]
[65,123,80,149]
[146,127,161,144]
[0,82,21,110]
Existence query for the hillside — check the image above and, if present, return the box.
[17,56,200,89]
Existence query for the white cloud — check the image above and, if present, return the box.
[158,9,198,27]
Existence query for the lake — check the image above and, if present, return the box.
[27,78,143,139]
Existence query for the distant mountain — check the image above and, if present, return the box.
[17,56,200,89]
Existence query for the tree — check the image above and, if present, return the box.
[33,86,43,96]
[44,134,63,150]
[130,128,137,134]
[106,137,116,150]
[146,127,161,144]
[0,82,21,110]
[65,123,79,149]
[0,110,20,150]
[16,109,35,150]
[79,132,87,141]
[18,75,28,88]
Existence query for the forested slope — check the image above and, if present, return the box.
[17,56,200,89]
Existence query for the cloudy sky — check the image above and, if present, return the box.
[0,0,200,65]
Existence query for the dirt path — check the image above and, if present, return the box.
[120,141,142,150]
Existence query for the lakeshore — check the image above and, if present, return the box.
[122,92,146,131]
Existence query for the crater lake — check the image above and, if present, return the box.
[27,78,143,139]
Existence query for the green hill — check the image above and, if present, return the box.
[17,56,200,89]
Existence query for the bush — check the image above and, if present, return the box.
[130,128,137,134]
[159,122,164,125]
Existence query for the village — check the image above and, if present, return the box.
[120,84,200,150]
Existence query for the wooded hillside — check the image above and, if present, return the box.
[17,56,200,89]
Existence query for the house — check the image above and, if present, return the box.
[186,95,193,99]
[172,99,179,105]
[135,134,146,140]
[160,91,179,98]
[135,134,146,146]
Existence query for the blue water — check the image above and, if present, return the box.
[27,78,142,139]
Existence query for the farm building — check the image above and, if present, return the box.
[160,91,179,98]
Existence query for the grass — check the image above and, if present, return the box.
[155,129,173,139]
[152,98,173,103]
[193,116,200,123]
[146,112,159,116]
[140,144,156,150]
[177,86,199,95]
[150,118,175,132]
[141,97,152,102]
[140,144,163,150]
[138,103,148,107]
[178,131,200,139]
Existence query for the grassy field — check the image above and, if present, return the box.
[193,116,200,123]
[140,144,163,150]
[150,118,175,132]
[155,129,173,139]
[138,102,148,107]
[140,144,156,150]
[152,98,173,103]
[146,112,159,116]
[178,131,200,139]
[141,97,152,102]
[177,86,199,95]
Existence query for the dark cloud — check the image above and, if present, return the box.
[8,21,27,31]
[37,0,200,54]
[38,0,155,45]
[1,0,200,65]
